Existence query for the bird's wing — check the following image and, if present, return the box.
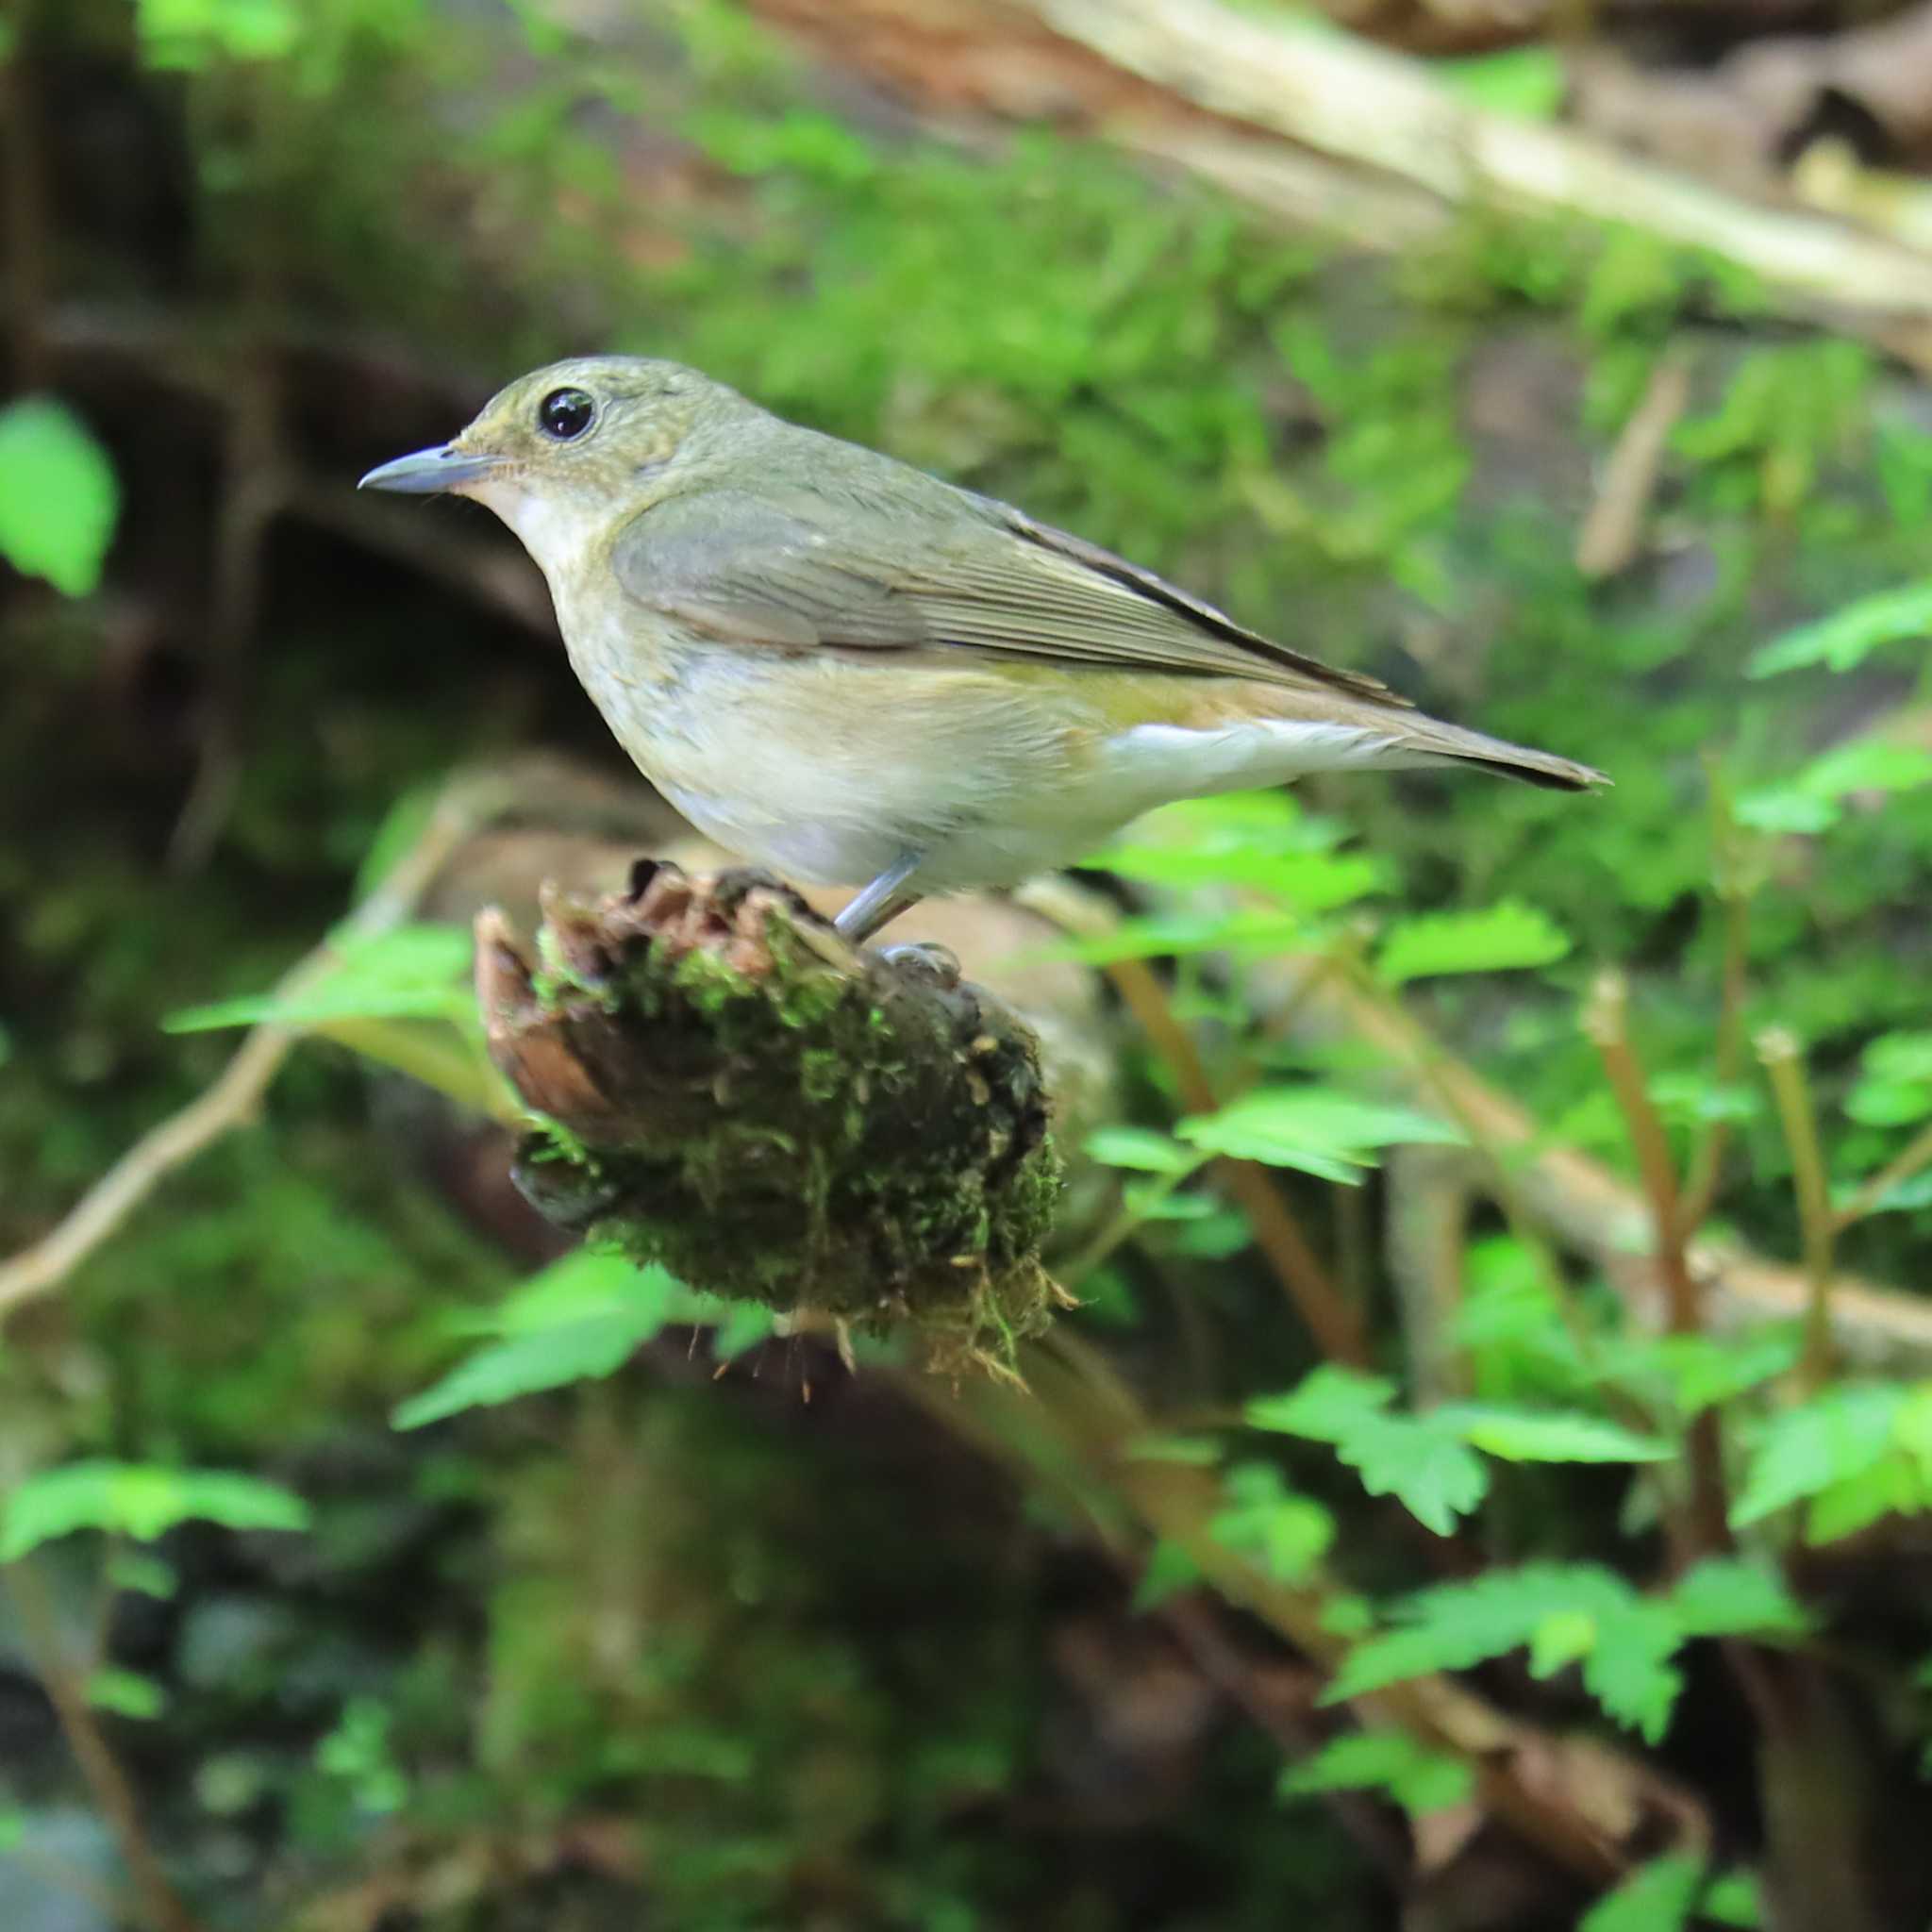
[609,485,1406,706]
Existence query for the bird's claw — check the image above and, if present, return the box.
[879,941,962,991]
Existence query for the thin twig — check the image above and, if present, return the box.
[1830,1117,1932,1234]
[1244,949,1932,1371]
[1585,975,1689,1311]
[1157,1594,1412,1884]
[1344,957,1605,1374]
[1106,956,1370,1366]
[4,1560,202,1932]
[1679,877,1753,1236]
[1758,1028,1837,1389]
[1384,1143,1474,1405]
[1574,352,1691,579]
[0,1024,296,1320]
[1585,974,1730,1557]
[0,774,514,1322]
[1056,1151,1211,1287]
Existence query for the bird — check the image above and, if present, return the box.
[360,356,1606,943]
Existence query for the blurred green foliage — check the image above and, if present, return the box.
[9,0,1932,1925]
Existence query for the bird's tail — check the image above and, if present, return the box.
[1389,711,1608,792]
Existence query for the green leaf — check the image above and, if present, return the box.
[1246,1366,1398,1441]
[1802,1454,1927,1542]
[1594,1328,1802,1417]
[1335,1414,1488,1537]
[1795,735,1932,803]
[1179,1088,1463,1183]
[1091,791,1375,907]
[1862,1030,1932,1084]
[1102,842,1387,909]
[315,1694,408,1813]
[87,1667,167,1721]
[1375,901,1571,985]
[394,1253,774,1428]
[136,0,301,67]
[164,924,474,1032]
[350,784,443,905]
[107,1552,179,1600]
[1123,1184,1217,1223]
[1436,1405,1672,1464]
[1252,1379,1664,1532]
[0,397,120,597]
[1250,1370,1484,1534]
[1666,1558,1809,1640]
[1732,786,1840,835]
[1578,1853,1704,1932]
[1437,47,1565,120]
[392,1315,659,1429]
[1325,1564,1689,1740]
[1584,1602,1687,1740]
[1527,1607,1597,1677]
[1,1462,308,1559]
[1749,579,1932,677]
[1646,1071,1762,1130]
[1278,1728,1474,1816]
[1083,1126,1201,1174]
[486,1247,649,1332]
[1208,1463,1335,1585]
[711,1302,778,1359]
[1844,1030,1932,1131]
[1702,1870,1765,1927]
[1131,1538,1204,1613]
[1728,1384,1907,1528]
[689,105,876,185]
[1846,1077,1932,1128]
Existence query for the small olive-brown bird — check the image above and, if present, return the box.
[362,357,1605,941]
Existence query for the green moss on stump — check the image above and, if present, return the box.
[475,863,1065,1374]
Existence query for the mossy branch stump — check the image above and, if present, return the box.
[474,861,1066,1374]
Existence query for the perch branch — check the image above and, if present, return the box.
[476,862,1066,1376]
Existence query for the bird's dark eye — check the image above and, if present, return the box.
[538,387,595,441]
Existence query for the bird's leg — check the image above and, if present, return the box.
[837,854,962,989]
[834,852,924,945]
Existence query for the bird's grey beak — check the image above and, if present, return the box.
[357,444,502,494]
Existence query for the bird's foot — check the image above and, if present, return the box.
[879,941,962,991]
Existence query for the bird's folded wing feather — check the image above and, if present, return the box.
[609,486,1406,707]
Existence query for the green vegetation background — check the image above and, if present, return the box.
[8,3,1932,1928]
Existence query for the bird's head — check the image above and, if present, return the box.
[358,355,733,576]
